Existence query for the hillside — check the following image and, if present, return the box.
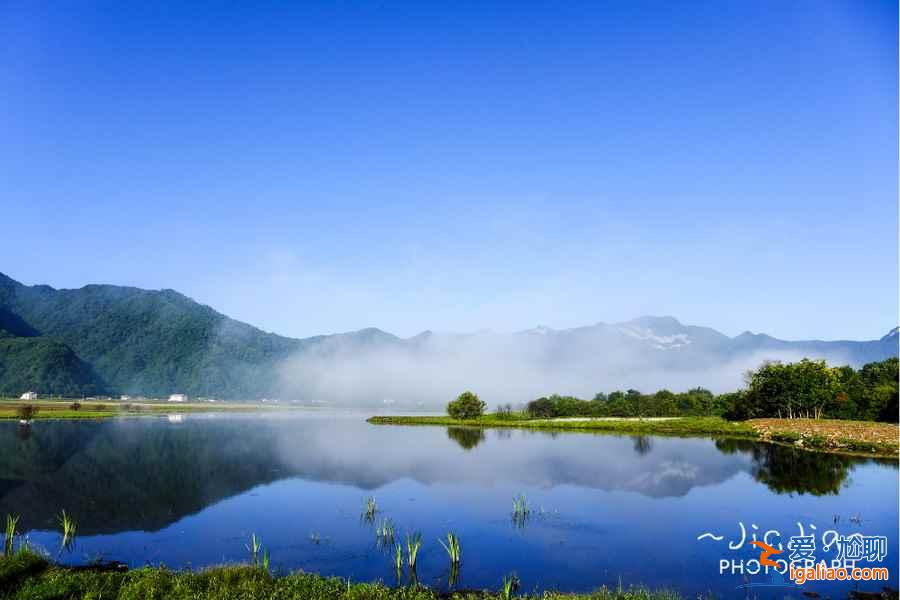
[0,273,303,398]
[0,272,896,401]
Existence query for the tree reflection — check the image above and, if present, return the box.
[714,439,864,496]
[631,435,653,456]
[446,427,485,451]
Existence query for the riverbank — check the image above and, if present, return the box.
[0,548,678,600]
[367,415,899,457]
[0,399,289,420]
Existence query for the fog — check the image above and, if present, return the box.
[273,328,831,407]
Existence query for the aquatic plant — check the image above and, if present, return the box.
[57,510,76,550]
[4,514,18,556]
[501,572,521,600]
[393,542,403,574]
[405,532,422,572]
[511,494,530,526]
[362,497,378,522]
[246,533,263,566]
[438,532,461,565]
[376,518,395,548]
[262,549,270,572]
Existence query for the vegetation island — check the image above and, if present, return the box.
[369,357,900,457]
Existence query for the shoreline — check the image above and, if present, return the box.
[0,549,677,600]
[366,415,900,458]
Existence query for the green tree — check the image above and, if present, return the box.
[447,391,486,419]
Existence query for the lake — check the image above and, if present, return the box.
[0,412,896,598]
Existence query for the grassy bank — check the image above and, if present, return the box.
[0,548,678,600]
[367,415,899,457]
[0,399,289,420]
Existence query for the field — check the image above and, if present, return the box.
[0,398,288,420]
[367,415,899,457]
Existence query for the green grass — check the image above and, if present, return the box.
[0,399,298,421]
[367,415,757,438]
[0,547,685,600]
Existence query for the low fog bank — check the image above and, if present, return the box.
[273,331,839,408]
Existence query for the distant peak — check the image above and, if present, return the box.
[882,327,899,341]
[628,315,683,328]
[522,325,554,335]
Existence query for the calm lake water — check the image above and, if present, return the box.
[0,412,896,598]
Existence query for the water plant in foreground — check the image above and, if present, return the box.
[502,572,521,600]
[406,532,422,572]
[363,496,378,522]
[393,542,404,581]
[512,494,530,526]
[376,518,395,548]
[0,547,701,600]
[438,531,461,565]
[246,533,263,566]
[57,510,76,550]
[4,514,18,556]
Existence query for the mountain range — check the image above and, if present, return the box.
[0,272,896,403]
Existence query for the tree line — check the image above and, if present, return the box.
[523,357,898,423]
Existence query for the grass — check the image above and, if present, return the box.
[438,532,461,566]
[363,497,379,522]
[376,519,396,548]
[56,510,76,551]
[367,415,899,457]
[0,398,297,421]
[246,534,263,566]
[368,415,756,437]
[0,546,687,600]
[511,495,530,527]
[405,532,422,572]
[3,515,17,557]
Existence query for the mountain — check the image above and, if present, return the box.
[0,272,895,401]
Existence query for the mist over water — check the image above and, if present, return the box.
[273,330,817,406]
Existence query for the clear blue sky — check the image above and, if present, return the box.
[2,1,896,340]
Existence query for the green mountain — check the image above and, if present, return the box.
[0,272,304,398]
[0,272,896,401]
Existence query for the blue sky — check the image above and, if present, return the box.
[1,1,896,340]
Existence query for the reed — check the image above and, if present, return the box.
[502,573,521,600]
[362,497,378,522]
[4,514,18,556]
[438,532,461,565]
[57,510,76,550]
[246,533,263,566]
[511,494,530,526]
[393,542,403,573]
[405,532,422,571]
[376,518,395,548]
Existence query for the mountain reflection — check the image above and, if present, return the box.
[0,414,890,536]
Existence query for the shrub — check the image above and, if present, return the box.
[69,402,81,411]
[526,397,557,418]
[447,391,485,419]
[16,405,38,421]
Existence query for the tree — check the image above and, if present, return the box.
[526,396,555,418]
[447,391,486,419]
[16,404,38,421]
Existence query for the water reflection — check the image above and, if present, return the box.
[714,438,873,496]
[0,414,893,537]
[446,426,485,450]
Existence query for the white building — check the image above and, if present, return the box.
[120,395,131,401]
[168,393,187,403]
[20,392,37,400]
